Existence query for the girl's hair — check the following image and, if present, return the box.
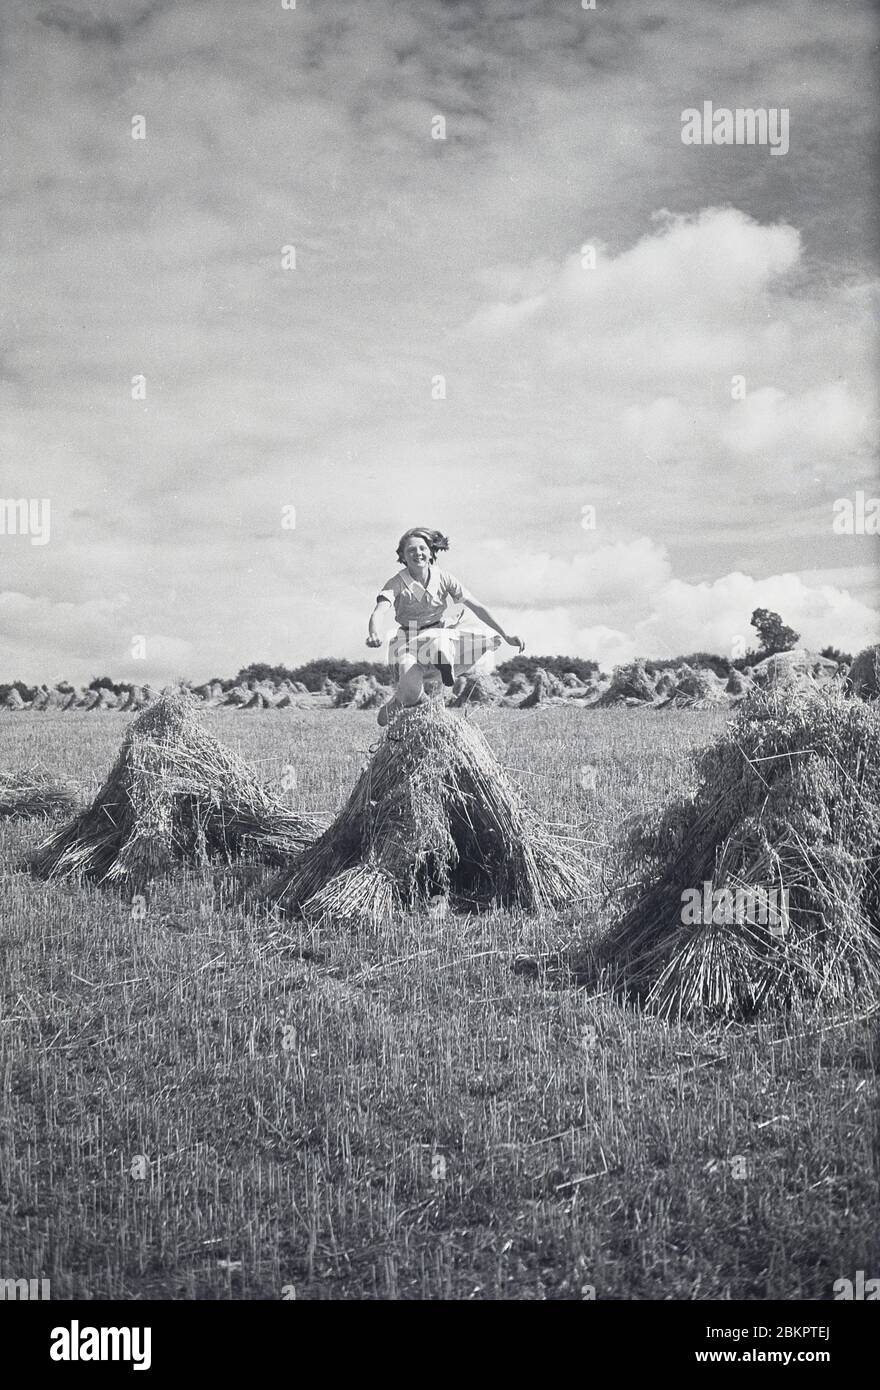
[396,527,450,564]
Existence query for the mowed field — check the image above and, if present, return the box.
[1,706,877,1301]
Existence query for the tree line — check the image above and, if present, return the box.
[0,612,855,703]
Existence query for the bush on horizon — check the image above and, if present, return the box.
[235,658,394,692]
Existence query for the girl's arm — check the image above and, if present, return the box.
[367,597,391,647]
[462,597,524,651]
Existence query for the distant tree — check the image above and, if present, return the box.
[287,658,394,690]
[750,608,800,659]
[235,662,291,686]
[88,675,134,696]
[820,645,853,666]
[235,658,394,692]
[0,679,36,703]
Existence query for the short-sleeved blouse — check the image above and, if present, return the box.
[377,566,472,630]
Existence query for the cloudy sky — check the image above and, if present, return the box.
[2,0,878,682]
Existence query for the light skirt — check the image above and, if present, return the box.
[388,621,503,678]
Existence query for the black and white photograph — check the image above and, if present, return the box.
[1,0,878,1342]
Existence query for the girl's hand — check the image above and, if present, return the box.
[366,632,382,648]
[505,634,525,652]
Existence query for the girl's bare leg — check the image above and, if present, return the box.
[397,658,426,707]
[421,666,443,697]
[378,655,425,725]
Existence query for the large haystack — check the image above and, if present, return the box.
[4,688,26,711]
[28,691,321,887]
[0,769,78,819]
[592,683,880,1020]
[597,661,656,706]
[848,643,880,700]
[270,702,587,926]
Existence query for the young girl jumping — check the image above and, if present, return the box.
[367,527,524,726]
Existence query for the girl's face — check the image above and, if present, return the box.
[403,535,431,569]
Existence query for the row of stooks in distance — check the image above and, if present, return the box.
[3,644,874,712]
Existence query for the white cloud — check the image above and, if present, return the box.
[485,542,879,669]
[468,209,803,363]
[719,382,871,457]
[622,397,699,464]
[462,536,671,609]
[635,571,880,663]
[1,6,877,681]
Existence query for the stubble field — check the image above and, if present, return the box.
[1,706,877,1300]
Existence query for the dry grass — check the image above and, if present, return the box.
[0,704,876,1299]
[450,670,504,707]
[271,702,588,926]
[659,665,728,709]
[27,692,321,888]
[849,644,880,701]
[598,662,656,706]
[0,768,78,820]
[334,675,391,709]
[589,684,880,1020]
[517,667,565,708]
